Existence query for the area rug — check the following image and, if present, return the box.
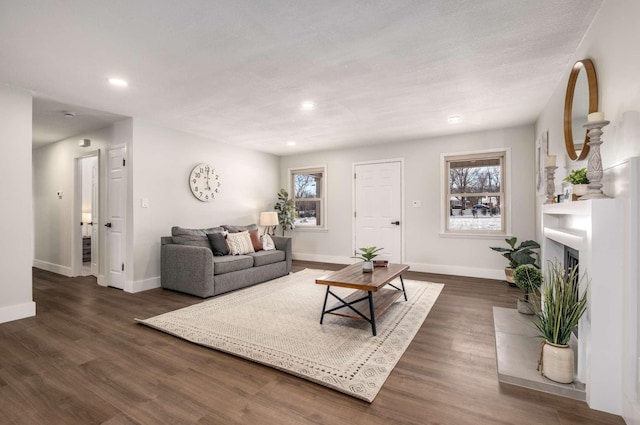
[137,268,443,402]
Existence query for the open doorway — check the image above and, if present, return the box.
[75,152,100,277]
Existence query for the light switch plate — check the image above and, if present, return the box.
[412,200,421,207]
[141,198,149,208]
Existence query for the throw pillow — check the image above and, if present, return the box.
[207,232,229,256]
[226,231,255,255]
[260,234,276,251]
[171,226,226,249]
[248,229,263,251]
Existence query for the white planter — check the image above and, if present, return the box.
[573,184,589,197]
[541,341,574,383]
[362,261,373,273]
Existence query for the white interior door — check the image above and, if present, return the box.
[90,159,99,276]
[106,146,126,289]
[354,161,402,263]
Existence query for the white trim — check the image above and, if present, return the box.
[352,158,405,263]
[292,252,505,281]
[440,147,512,236]
[33,259,73,277]
[0,301,36,324]
[288,164,328,231]
[97,274,108,286]
[124,277,161,293]
[73,149,101,277]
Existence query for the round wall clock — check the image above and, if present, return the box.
[189,163,222,202]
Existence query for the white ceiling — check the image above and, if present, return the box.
[0,0,602,155]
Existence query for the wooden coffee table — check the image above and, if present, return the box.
[316,263,409,336]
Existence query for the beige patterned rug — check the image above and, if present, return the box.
[137,268,443,402]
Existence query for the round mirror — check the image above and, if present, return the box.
[564,59,598,160]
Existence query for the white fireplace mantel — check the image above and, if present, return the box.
[542,199,624,415]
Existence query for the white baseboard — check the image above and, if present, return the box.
[0,301,36,324]
[97,275,108,287]
[292,252,504,281]
[32,259,73,277]
[124,276,161,293]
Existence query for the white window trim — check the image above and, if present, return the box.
[288,164,328,231]
[439,147,512,238]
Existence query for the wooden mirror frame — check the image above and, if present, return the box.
[564,59,598,160]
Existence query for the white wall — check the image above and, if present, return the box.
[535,0,640,421]
[129,120,280,289]
[280,125,535,280]
[32,120,129,279]
[0,84,35,324]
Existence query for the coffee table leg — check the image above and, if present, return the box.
[368,291,376,336]
[320,286,330,324]
[400,275,407,301]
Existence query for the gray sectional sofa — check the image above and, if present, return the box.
[160,224,292,298]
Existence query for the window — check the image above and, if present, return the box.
[444,151,506,235]
[290,166,327,230]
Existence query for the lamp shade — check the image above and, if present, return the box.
[259,212,279,226]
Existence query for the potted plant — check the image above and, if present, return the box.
[274,189,296,236]
[563,168,589,197]
[513,264,542,314]
[490,237,540,286]
[352,246,383,273]
[532,263,587,384]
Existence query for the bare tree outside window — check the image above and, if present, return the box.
[291,167,326,229]
[445,153,506,233]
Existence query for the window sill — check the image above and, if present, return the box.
[294,227,329,233]
[439,232,508,240]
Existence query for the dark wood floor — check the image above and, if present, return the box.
[0,262,624,425]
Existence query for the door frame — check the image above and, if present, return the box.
[72,149,101,277]
[352,158,405,263]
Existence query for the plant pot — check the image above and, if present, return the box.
[362,261,373,273]
[504,267,517,287]
[516,298,534,315]
[541,341,574,384]
[573,184,589,198]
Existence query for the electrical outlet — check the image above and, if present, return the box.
[141,198,149,208]
[57,191,63,199]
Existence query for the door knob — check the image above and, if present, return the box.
[105,222,112,228]
[391,221,400,225]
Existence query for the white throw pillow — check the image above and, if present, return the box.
[226,231,255,255]
[260,234,276,251]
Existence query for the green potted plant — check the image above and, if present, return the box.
[490,237,540,286]
[563,168,590,198]
[513,264,542,314]
[352,246,383,273]
[532,263,587,384]
[274,188,296,236]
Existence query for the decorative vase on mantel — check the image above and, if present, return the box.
[572,184,589,198]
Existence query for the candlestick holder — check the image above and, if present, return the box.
[582,120,610,199]
[544,165,558,204]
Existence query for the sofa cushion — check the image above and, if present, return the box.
[250,250,285,267]
[226,231,255,255]
[222,224,259,233]
[248,229,263,251]
[207,232,229,256]
[212,255,253,275]
[171,226,226,248]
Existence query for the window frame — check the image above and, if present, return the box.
[289,165,328,231]
[440,148,511,238]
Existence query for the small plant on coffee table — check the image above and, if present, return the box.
[352,247,383,273]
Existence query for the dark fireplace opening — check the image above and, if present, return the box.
[564,246,580,337]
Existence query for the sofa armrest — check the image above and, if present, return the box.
[161,242,215,298]
[271,236,292,273]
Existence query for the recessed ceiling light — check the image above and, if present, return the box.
[108,77,128,87]
[300,101,315,110]
[448,115,463,124]
[287,140,296,146]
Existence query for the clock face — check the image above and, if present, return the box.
[189,163,222,202]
